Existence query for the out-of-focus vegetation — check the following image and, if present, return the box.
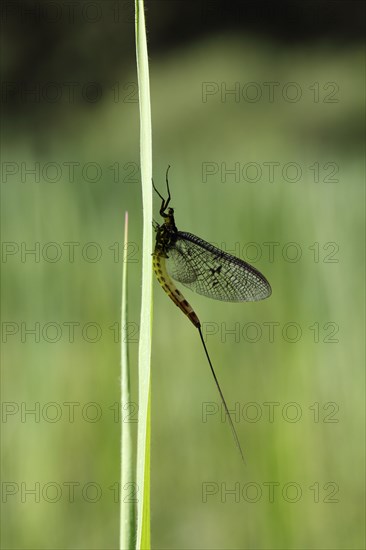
[1,4,364,549]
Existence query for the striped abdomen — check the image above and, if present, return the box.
[153,253,200,328]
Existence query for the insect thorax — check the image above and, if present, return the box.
[154,214,178,257]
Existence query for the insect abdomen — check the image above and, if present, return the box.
[153,253,200,328]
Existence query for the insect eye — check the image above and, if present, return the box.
[168,208,174,214]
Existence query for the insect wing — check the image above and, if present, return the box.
[165,231,271,302]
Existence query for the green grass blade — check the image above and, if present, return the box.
[120,212,136,550]
[135,1,152,548]
[140,389,151,549]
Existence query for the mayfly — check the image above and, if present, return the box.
[152,167,271,463]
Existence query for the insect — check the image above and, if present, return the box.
[152,167,271,463]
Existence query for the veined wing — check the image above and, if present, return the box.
[165,231,271,302]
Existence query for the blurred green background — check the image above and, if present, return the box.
[1,1,365,549]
